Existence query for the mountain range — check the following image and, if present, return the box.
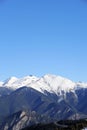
[0,74,87,130]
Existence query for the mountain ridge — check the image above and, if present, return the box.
[0,74,87,95]
[0,74,87,129]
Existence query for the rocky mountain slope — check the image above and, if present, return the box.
[0,74,87,130]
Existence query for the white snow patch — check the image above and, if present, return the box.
[0,74,87,95]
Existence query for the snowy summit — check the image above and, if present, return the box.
[0,74,87,95]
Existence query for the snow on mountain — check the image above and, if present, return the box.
[0,82,3,87]
[1,74,87,95]
[28,74,76,94]
[3,75,39,90]
[3,77,18,87]
[76,82,87,89]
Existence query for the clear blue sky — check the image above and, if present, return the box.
[0,0,87,82]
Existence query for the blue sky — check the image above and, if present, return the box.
[0,0,87,82]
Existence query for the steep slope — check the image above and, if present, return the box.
[0,87,13,97]
[28,74,76,95]
[3,76,38,90]
[75,88,87,114]
[0,87,75,121]
[0,110,50,130]
[0,74,87,130]
[1,74,87,95]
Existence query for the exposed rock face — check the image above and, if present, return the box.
[1,110,38,130]
[0,74,87,130]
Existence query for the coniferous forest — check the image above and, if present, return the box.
[22,119,87,130]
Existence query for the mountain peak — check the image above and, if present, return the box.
[41,74,75,94]
[3,77,18,86]
[3,75,39,90]
[1,74,87,95]
[43,74,73,82]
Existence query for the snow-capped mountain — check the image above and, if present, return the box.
[1,74,87,95]
[3,75,38,90]
[28,74,76,94]
[0,74,87,130]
